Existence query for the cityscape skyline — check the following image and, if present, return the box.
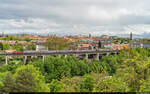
[0,0,150,37]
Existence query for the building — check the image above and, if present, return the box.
[142,44,150,48]
[113,44,129,50]
[132,42,143,48]
[101,35,109,39]
[36,45,48,51]
[78,44,93,50]
[132,39,143,48]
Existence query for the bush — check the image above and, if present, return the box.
[79,75,95,92]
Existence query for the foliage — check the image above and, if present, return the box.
[30,56,107,83]
[23,38,35,42]
[0,56,5,62]
[49,79,65,92]
[14,65,49,92]
[141,39,150,44]
[0,72,8,92]
[1,42,10,50]
[140,76,150,92]
[12,44,24,51]
[0,65,50,92]
[1,48,150,92]
[112,37,130,44]
[0,43,3,50]
[93,76,127,92]
[2,36,21,41]
[98,41,102,48]
[26,43,36,50]
[79,75,95,92]
[3,72,15,92]
[0,64,19,74]
[45,36,70,50]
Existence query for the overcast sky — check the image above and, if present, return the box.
[0,0,150,36]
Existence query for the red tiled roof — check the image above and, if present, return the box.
[81,44,91,48]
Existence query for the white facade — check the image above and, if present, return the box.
[36,45,48,51]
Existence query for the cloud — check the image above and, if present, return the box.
[0,0,150,36]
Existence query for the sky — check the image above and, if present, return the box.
[0,0,150,36]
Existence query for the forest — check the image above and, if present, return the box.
[0,48,150,92]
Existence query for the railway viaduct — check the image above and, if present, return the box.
[0,49,119,65]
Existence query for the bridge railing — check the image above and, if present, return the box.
[0,49,119,56]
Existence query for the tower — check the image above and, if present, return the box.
[130,32,132,40]
[129,32,133,48]
[89,33,91,38]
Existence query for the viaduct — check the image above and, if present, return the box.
[0,49,119,65]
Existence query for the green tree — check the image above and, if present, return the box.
[3,72,15,92]
[79,75,95,92]
[43,56,71,82]
[2,42,10,50]
[0,72,8,93]
[30,56,109,83]
[26,43,36,50]
[49,79,65,92]
[140,76,150,92]
[0,64,19,74]
[2,36,21,41]
[45,36,70,50]
[12,44,24,51]
[23,38,32,42]
[14,65,49,92]
[98,41,102,48]
[0,43,3,50]
[93,76,127,92]
[0,81,4,93]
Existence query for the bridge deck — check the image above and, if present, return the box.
[0,50,118,56]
